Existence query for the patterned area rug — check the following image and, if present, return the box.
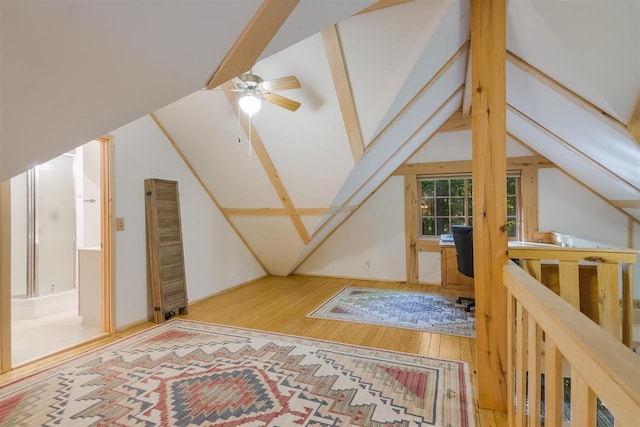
[0,319,474,426]
[308,287,476,338]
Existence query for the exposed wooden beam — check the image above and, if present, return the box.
[0,180,11,372]
[223,88,310,244]
[508,132,640,226]
[223,208,328,216]
[98,136,116,334]
[206,0,299,89]
[627,93,640,145]
[508,104,640,193]
[521,168,539,242]
[437,109,471,133]
[354,0,414,16]
[472,0,508,411]
[404,175,418,284]
[149,113,268,273]
[462,50,472,116]
[506,51,630,135]
[393,155,553,176]
[321,25,365,163]
[609,199,640,209]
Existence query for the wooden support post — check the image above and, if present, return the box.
[0,180,11,372]
[404,175,418,283]
[471,0,508,411]
[520,168,538,242]
[621,264,633,347]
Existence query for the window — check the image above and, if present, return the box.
[419,175,519,238]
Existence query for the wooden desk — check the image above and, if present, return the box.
[439,242,474,297]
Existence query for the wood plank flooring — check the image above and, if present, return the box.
[0,275,508,426]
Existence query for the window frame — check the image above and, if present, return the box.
[417,173,521,240]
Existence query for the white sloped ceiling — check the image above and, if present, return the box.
[506,0,640,221]
[4,0,638,276]
[0,0,373,183]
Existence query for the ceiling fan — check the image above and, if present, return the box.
[230,73,302,114]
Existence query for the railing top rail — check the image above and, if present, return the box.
[508,246,638,264]
[503,263,640,426]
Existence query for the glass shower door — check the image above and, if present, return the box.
[36,154,76,295]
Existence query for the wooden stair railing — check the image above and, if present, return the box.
[504,263,640,427]
[508,245,637,346]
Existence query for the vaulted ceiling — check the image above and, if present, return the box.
[2,0,639,275]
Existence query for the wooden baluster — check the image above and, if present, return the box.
[527,316,542,427]
[596,262,620,339]
[544,338,563,427]
[570,367,596,427]
[507,291,515,427]
[621,264,633,347]
[516,301,528,427]
[558,260,580,309]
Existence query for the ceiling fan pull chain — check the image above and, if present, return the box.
[237,105,242,144]
[248,115,253,156]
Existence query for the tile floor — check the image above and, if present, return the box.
[11,309,102,366]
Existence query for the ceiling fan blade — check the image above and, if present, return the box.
[261,75,301,91]
[263,92,301,112]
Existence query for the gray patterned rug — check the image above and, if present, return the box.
[308,287,476,338]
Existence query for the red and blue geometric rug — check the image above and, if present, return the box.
[308,287,476,338]
[0,319,474,426]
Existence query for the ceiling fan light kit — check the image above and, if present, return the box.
[239,90,262,115]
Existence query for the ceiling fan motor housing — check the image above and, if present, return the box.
[238,73,263,89]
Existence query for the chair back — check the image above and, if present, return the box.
[452,225,474,278]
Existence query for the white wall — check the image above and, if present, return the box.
[112,115,265,329]
[539,168,639,296]
[539,168,628,248]
[297,177,405,281]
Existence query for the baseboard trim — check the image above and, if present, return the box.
[187,275,269,305]
[292,273,407,284]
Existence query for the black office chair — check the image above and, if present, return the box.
[451,225,475,312]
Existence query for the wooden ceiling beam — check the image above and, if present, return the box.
[223,86,310,244]
[461,50,472,116]
[506,52,630,135]
[609,199,640,209]
[206,0,299,89]
[507,132,640,226]
[393,155,553,176]
[508,104,639,193]
[148,113,268,273]
[321,25,365,163]
[354,0,414,16]
[627,93,640,145]
[437,109,471,133]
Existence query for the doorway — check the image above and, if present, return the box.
[7,139,113,366]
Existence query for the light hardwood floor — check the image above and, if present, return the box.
[0,275,508,427]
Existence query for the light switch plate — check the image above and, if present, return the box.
[116,217,125,231]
